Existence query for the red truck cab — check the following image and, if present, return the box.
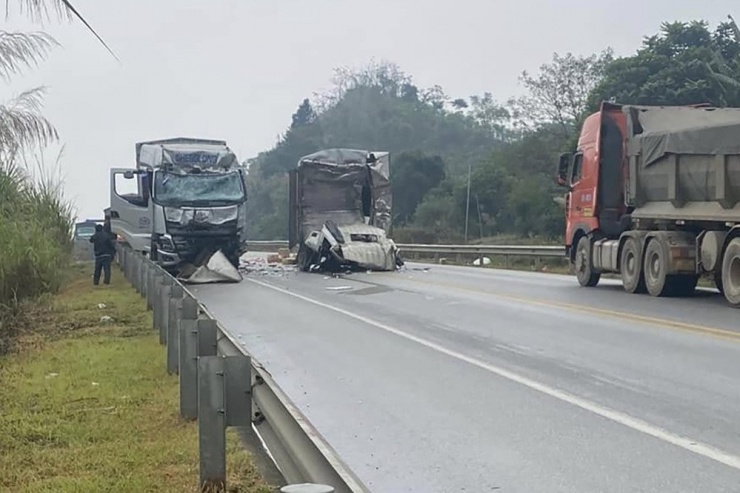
[556,103,630,265]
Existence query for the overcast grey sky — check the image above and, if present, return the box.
[4,0,737,219]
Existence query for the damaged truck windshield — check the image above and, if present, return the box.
[154,170,245,207]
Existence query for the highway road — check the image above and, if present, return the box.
[191,261,740,492]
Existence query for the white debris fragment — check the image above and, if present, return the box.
[45,372,59,379]
[100,316,113,323]
[97,303,107,309]
[473,257,492,266]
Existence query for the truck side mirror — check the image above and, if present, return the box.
[123,170,135,179]
[556,153,571,187]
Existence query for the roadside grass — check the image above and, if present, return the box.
[0,262,272,493]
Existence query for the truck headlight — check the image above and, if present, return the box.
[164,207,185,223]
[208,206,238,224]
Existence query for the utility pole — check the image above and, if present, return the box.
[464,162,471,243]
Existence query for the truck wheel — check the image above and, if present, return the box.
[574,236,600,287]
[644,239,670,297]
[721,238,740,307]
[620,237,646,294]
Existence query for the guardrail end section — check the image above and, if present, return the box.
[281,484,335,493]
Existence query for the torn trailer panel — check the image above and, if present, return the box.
[290,148,401,272]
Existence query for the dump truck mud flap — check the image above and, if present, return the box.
[176,250,242,284]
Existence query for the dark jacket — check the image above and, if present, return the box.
[89,230,117,257]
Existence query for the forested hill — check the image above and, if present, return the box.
[246,17,740,242]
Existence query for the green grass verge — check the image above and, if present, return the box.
[0,262,273,493]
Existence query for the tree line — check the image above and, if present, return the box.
[246,16,740,244]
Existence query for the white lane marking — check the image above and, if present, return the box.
[248,277,740,472]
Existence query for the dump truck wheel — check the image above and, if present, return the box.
[644,239,670,297]
[721,238,740,307]
[620,237,646,294]
[574,236,600,287]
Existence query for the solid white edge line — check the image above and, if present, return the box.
[247,277,740,472]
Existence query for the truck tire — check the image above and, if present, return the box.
[620,237,646,294]
[574,236,600,287]
[644,239,671,297]
[721,238,740,307]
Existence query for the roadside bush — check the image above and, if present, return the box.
[0,155,74,353]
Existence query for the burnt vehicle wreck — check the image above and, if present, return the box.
[288,148,403,273]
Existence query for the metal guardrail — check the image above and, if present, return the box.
[118,247,369,493]
[247,240,565,264]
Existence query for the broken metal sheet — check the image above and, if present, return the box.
[296,148,393,237]
[335,224,398,271]
[178,250,242,284]
[300,222,402,273]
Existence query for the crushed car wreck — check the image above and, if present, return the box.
[288,148,404,273]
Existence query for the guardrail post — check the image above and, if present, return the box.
[197,319,218,358]
[132,254,139,291]
[141,260,150,300]
[158,278,172,345]
[178,297,200,420]
[198,355,226,492]
[120,248,127,274]
[167,283,184,374]
[138,259,147,298]
[146,266,156,310]
[151,271,164,329]
[224,355,251,428]
[197,347,251,492]
[126,250,134,281]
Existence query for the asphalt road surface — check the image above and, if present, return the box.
[191,261,740,492]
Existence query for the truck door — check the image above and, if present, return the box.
[568,152,593,219]
[109,168,151,253]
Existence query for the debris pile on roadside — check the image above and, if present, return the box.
[238,249,297,277]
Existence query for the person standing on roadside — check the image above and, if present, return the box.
[103,217,117,263]
[89,224,116,285]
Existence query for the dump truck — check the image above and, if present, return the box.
[557,102,740,307]
[288,148,403,272]
[107,138,246,283]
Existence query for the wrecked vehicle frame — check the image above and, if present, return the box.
[288,148,403,273]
